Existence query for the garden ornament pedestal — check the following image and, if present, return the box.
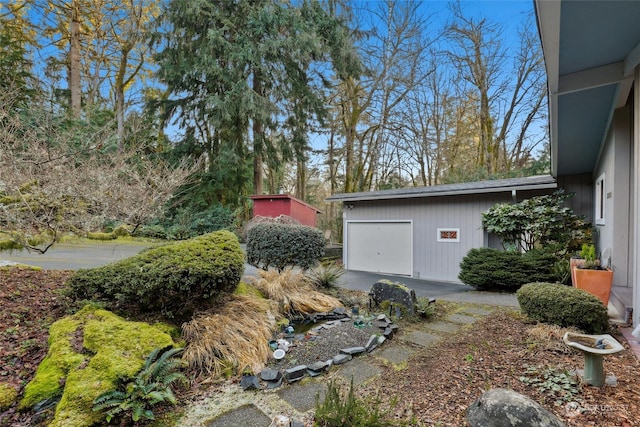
[563,332,624,387]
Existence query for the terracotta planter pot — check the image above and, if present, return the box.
[573,268,613,306]
[570,258,599,287]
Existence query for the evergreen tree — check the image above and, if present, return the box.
[153,0,358,205]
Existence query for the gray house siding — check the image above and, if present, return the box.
[342,190,552,283]
[557,174,593,222]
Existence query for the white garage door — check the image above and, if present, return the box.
[346,221,412,276]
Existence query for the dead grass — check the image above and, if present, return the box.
[181,294,278,377]
[248,269,343,316]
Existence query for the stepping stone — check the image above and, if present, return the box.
[278,381,326,412]
[383,327,394,338]
[426,321,460,334]
[376,345,414,365]
[377,319,391,329]
[333,307,346,315]
[333,353,352,365]
[265,376,284,389]
[284,365,307,383]
[377,336,386,346]
[340,346,366,356]
[402,331,440,347]
[336,358,382,386]
[206,404,271,427]
[448,313,478,324]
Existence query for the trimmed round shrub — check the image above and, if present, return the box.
[517,282,609,334]
[458,248,557,291]
[64,230,244,318]
[246,222,324,271]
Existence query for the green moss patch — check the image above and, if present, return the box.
[20,305,174,427]
[0,383,18,411]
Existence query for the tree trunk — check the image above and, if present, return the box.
[69,2,81,117]
[253,72,264,195]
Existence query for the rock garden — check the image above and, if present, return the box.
[0,219,639,426]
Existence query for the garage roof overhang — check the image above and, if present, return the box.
[326,175,557,203]
[535,0,640,177]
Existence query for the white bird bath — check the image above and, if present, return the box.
[563,332,624,387]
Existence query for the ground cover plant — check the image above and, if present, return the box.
[1,269,639,426]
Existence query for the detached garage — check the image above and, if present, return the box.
[327,175,557,283]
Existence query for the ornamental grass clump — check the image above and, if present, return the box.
[181,294,278,376]
[248,269,343,316]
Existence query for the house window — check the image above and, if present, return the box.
[595,173,605,225]
[437,228,460,242]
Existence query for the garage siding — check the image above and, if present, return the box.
[342,193,520,283]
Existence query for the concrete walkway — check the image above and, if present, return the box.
[178,304,502,426]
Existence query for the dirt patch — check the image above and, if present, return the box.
[360,309,640,426]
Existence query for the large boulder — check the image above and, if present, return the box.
[466,388,565,427]
[369,280,417,314]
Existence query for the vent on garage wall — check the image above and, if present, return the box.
[437,228,460,242]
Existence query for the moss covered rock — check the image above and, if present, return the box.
[20,305,174,427]
[0,383,18,411]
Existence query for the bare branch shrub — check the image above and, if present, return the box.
[0,90,195,253]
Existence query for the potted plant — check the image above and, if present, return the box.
[573,244,613,306]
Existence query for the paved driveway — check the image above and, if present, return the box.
[1,242,518,307]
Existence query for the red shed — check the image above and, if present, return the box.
[250,194,322,227]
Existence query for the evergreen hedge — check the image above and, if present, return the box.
[246,222,324,271]
[458,248,557,291]
[517,282,609,334]
[65,231,244,318]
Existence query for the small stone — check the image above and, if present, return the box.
[240,375,261,390]
[340,346,366,356]
[376,320,390,329]
[389,323,399,331]
[291,420,305,427]
[308,361,330,372]
[377,314,387,320]
[333,353,352,365]
[383,327,394,338]
[260,369,282,382]
[265,376,284,389]
[284,365,308,383]
[333,307,346,315]
[294,334,306,341]
[377,336,386,345]
[605,375,618,387]
[365,335,378,351]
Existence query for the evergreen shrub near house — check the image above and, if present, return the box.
[458,248,557,291]
[65,231,244,318]
[517,282,609,334]
[246,222,324,272]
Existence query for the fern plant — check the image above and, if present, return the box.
[93,346,187,424]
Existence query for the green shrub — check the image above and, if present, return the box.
[93,347,186,424]
[458,248,557,291]
[65,231,244,318]
[135,205,237,241]
[246,223,324,272]
[517,282,609,334]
